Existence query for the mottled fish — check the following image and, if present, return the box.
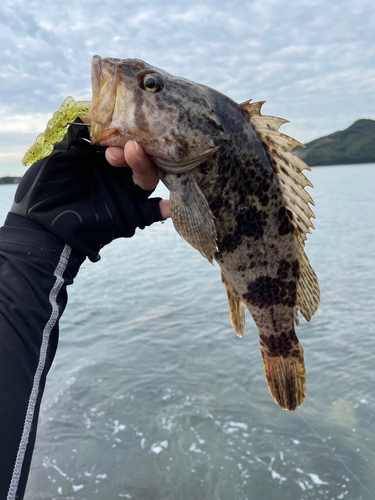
[27,55,320,411]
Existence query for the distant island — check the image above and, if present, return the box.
[294,119,375,166]
[0,176,21,185]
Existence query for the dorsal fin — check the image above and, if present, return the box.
[241,100,320,323]
[240,100,266,116]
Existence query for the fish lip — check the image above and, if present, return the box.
[91,55,102,104]
[90,55,119,128]
[92,54,102,72]
[94,128,123,147]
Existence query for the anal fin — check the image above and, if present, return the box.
[221,273,246,337]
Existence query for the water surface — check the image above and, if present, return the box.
[1,164,374,500]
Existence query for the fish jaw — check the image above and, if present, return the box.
[90,55,119,130]
[90,56,136,147]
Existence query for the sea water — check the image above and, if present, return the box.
[0,164,374,500]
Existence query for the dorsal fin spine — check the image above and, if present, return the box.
[257,129,304,152]
[241,100,266,116]
[270,154,313,188]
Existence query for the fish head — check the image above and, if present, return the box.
[90,55,226,169]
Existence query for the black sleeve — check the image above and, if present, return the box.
[0,221,84,500]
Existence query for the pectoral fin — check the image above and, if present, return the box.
[221,273,246,337]
[166,174,217,263]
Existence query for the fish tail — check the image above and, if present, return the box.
[260,340,306,411]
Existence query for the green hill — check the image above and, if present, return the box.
[294,119,375,166]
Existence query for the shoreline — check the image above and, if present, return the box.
[0,176,22,185]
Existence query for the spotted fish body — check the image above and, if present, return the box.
[89,55,320,411]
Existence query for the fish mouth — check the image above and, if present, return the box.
[91,55,118,110]
[91,126,123,147]
[90,55,133,147]
[90,55,119,134]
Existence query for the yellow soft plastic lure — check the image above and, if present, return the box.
[22,96,91,166]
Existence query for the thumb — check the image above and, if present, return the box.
[159,200,170,219]
[136,198,170,227]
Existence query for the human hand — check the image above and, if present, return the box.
[9,119,170,261]
[106,142,170,219]
[79,116,170,219]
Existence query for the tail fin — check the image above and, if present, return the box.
[261,343,306,411]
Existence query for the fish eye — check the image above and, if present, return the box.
[140,73,164,93]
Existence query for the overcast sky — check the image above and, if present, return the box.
[0,0,374,176]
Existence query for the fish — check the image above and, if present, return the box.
[89,55,321,411]
[32,55,320,411]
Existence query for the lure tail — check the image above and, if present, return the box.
[22,97,91,166]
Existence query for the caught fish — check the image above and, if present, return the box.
[25,55,320,410]
[89,55,320,411]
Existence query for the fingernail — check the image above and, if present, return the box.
[107,148,123,161]
[107,151,117,161]
[133,140,145,158]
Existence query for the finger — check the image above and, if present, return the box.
[159,199,171,219]
[79,116,91,125]
[125,141,159,191]
[106,147,128,167]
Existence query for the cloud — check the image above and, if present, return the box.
[0,0,374,175]
[0,108,52,135]
[0,148,24,162]
[0,108,54,175]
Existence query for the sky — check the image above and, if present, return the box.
[0,0,374,176]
